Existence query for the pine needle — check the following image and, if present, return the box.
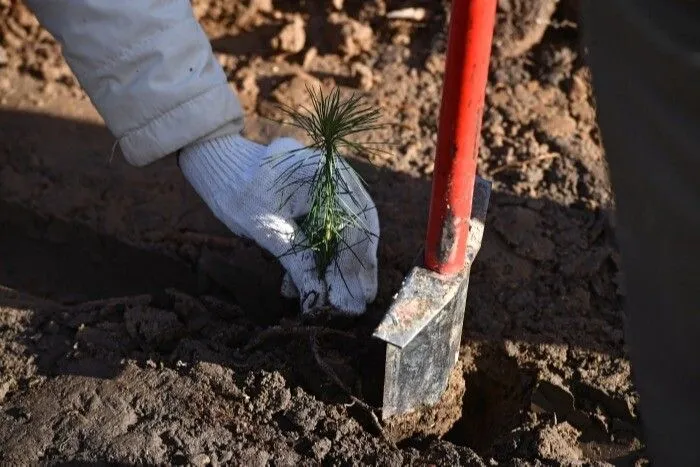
[266,85,389,279]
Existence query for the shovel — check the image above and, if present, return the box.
[372,0,497,419]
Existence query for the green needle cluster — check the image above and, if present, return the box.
[268,85,387,278]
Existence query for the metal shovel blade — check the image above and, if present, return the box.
[372,176,491,419]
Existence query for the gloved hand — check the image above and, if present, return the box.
[179,134,379,315]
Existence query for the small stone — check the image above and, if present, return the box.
[386,7,427,21]
[332,0,344,10]
[271,16,306,54]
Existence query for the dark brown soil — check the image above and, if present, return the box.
[0,0,646,464]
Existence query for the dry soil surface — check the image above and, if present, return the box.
[0,0,646,465]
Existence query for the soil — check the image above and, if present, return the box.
[0,0,646,465]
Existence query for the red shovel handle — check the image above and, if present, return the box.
[424,0,497,275]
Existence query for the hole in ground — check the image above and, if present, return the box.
[445,346,535,456]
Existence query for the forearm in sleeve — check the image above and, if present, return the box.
[24,0,244,166]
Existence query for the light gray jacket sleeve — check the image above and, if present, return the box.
[24,0,244,166]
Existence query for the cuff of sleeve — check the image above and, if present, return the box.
[117,82,244,167]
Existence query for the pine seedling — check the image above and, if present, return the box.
[266,84,389,279]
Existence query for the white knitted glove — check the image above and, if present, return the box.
[179,134,379,315]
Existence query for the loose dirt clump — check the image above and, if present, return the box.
[271,15,306,54]
[327,12,375,59]
[384,360,467,443]
[0,0,647,464]
[494,0,562,58]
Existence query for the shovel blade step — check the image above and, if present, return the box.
[373,176,491,419]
